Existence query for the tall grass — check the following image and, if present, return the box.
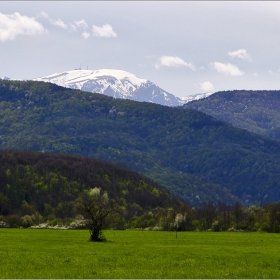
[1,229,280,278]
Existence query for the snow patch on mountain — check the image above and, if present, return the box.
[180,92,213,104]
[35,69,146,90]
[0,77,10,80]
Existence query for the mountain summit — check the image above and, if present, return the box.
[34,69,184,106]
[34,69,213,106]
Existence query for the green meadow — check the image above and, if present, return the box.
[1,229,280,279]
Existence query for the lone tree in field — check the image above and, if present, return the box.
[75,187,116,241]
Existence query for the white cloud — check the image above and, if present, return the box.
[268,69,280,76]
[0,12,46,42]
[82,31,90,39]
[75,19,88,30]
[50,19,67,29]
[70,24,77,32]
[253,73,258,76]
[212,62,244,76]
[200,81,214,92]
[155,56,195,70]
[92,24,117,38]
[39,12,66,29]
[70,19,88,32]
[228,49,252,61]
[39,12,49,19]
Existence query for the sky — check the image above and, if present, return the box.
[1,1,280,98]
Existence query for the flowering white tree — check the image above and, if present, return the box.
[173,213,185,231]
[75,187,116,241]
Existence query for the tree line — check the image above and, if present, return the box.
[2,194,280,234]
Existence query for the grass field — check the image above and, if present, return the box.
[1,229,280,278]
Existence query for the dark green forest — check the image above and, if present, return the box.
[184,90,280,140]
[1,81,280,205]
[0,150,182,228]
[1,149,280,233]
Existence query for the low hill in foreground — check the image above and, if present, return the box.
[0,150,183,226]
[184,90,280,140]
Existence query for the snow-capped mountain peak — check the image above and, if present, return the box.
[34,69,183,106]
[34,69,213,106]
[38,69,147,88]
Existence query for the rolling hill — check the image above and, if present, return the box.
[0,150,183,227]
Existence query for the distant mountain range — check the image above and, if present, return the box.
[33,69,212,106]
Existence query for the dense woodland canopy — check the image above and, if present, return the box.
[0,150,182,228]
[1,149,280,233]
[184,90,280,140]
[1,81,280,206]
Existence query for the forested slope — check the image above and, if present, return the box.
[0,150,182,222]
[1,81,280,205]
[184,90,280,139]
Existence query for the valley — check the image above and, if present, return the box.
[2,2,280,279]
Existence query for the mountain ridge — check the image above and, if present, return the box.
[1,80,280,205]
[34,69,213,106]
[184,90,280,140]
